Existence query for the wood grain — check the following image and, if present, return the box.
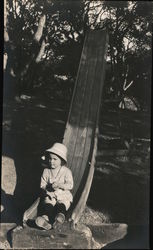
[63,30,108,210]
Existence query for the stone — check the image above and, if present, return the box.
[0,223,17,248]
[88,223,128,246]
[1,156,16,195]
[11,221,92,249]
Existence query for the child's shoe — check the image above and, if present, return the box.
[35,216,52,230]
[53,213,65,229]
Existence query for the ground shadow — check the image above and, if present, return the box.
[2,98,68,223]
[87,166,149,225]
[102,225,149,249]
[1,189,19,223]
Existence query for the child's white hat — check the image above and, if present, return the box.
[46,143,67,162]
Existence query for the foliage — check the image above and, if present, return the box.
[4,0,152,110]
[86,1,152,109]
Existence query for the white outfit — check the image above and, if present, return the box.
[40,166,73,210]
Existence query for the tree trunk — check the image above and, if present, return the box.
[4,0,17,100]
[34,15,46,43]
[35,39,46,63]
[19,14,46,92]
[4,0,9,43]
[4,0,9,71]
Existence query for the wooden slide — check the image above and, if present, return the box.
[22,29,108,226]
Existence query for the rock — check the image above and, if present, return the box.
[88,223,128,247]
[0,205,4,213]
[11,221,92,249]
[0,223,17,248]
[1,156,16,195]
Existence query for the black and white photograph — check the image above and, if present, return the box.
[1,0,152,249]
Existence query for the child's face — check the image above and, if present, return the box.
[48,153,62,169]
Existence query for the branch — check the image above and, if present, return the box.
[123,65,134,91]
[4,0,9,71]
[34,15,46,42]
[35,39,46,63]
[4,0,9,42]
[123,80,133,91]
[20,14,46,78]
[3,53,8,71]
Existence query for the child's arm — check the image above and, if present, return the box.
[40,169,48,189]
[39,169,48,197]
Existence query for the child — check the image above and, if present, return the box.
[35,143,74,230]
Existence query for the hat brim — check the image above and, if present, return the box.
[46,148,67,162]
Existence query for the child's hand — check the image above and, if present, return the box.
[46,183,54,192]
[52,182,64,190]
[52,182,59,190]
[46,191,55,199]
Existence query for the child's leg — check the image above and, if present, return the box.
[37,200,56,224]
[43,203,57,224]
[37,200,46,216]
[55,203,67,216]
[53,203,67,228]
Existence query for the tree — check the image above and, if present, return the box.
[4,0,86,100]
[4,1,152,110]
[84,1,152,110]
